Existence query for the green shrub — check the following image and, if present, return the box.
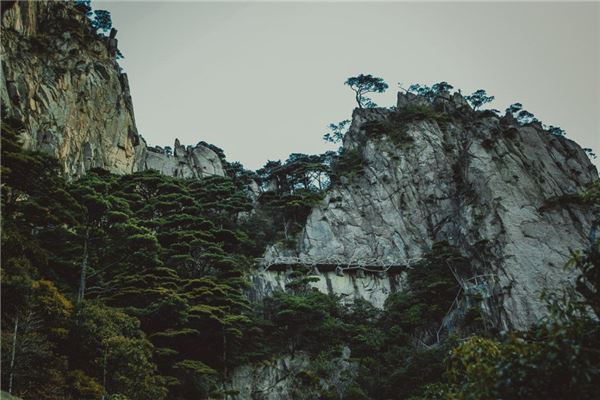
[362,119,413,148]
[331,148,366,183]
[396,104,442,121]
[360,105,448,149]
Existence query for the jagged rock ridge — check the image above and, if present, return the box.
[261,91,598,329]
[0,1,225,178]
[140,138,226,178]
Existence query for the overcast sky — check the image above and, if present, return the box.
[101,1,599,171]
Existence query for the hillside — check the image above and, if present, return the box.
[1,1,599,400]
[258,93,597,329]
[0,1,226,179]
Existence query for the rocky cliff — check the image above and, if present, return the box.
[140,138,226,178]
[1,0,141,176]
[224,349,354,400]
[248,268,405,309]
[261,92,598,329]
[1,1,225,178]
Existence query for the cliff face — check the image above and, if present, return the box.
[1,1,141,176]
[248,268,405,309]
[1,1,226,179]
[140,139,226,178]
[224,349,353,400]
[262,93,598,329]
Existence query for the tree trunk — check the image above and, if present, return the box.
[222,327,228,378]
[101,347,108,400]
[78,227,90,302]
[8,315,19,394]
[283,220,289,240]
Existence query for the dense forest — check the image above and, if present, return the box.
[1,1,600,398]
[2,98,600,399]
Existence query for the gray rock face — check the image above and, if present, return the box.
[1,1,226,179]
[225,354,311,400]
[248,269,405,309]
[1,1,141,176]
[141,139,225,178]
[224,349,354,400]
[264,94,598,329]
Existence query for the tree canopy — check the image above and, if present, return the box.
[465,89,495,110]
[345,74,389,108]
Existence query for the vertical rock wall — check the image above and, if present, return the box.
[1,1,141,176]
[1,1,226,179]
[263,93,598,329]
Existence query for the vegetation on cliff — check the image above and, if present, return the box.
[3,75,600,397]
[1,114,257,399]
[1,2,598,395]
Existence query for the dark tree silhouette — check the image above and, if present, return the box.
[91,10,112,34]
[323,119,351,144]
[548,126,566,136]
[345,74,388,108]
[516,110,536,125]
[407,82,454,102]
[505,102,523,115]
[465,89,495,110]
[431,81,454,95]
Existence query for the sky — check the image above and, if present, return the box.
[101,1,599,171]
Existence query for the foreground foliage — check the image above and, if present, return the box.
[1,117,256,399]
[2,88,599,398]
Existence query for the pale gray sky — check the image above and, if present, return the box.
[101,1,599,170]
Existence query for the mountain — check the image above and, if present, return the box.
[1,1,598,400]
[1,0,225,178]
[256,92,597,329]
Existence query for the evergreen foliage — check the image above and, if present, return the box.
[465,89,495,110]
[330,148,366,183]
[417,292,600,400]
[407,82,453,102]
[1,123,261,398]
[345,74,389,108]
[323,119,351,144]
[90,10,112,34]
[2,90,598,399]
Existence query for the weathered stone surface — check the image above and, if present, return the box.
[225,354,311,400]
[1,1,226,180]
[224,348,354,400]
[142,139,226,178]
[1,1,141,177]
[248,269,405,309]
[263,93,598,329]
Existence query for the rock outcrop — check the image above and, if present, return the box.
[1,1,226,179]
[248,268,404,309]
[262,92,598,329]
[140,138,226,178]
[1,1,140,176]
[224,349,354,400]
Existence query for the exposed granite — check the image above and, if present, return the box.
[1,1,140,176]
[1,1,226,179]
[261,92,598,329]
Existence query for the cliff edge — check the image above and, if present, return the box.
[262,92,598,329]
[1,1,225,178]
